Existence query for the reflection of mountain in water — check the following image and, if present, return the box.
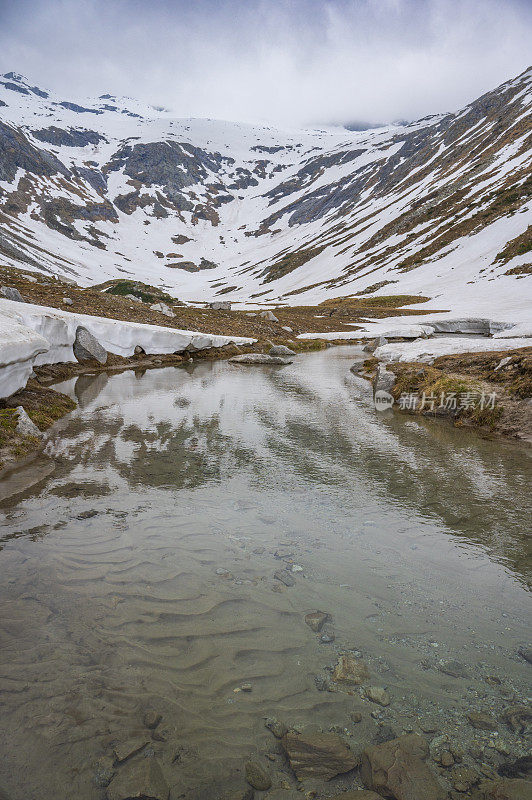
[35,351,532,586]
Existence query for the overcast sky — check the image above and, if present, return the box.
[0,0,531,127]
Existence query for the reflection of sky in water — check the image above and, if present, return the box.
[0,347,530,799]
[44,346,532,587]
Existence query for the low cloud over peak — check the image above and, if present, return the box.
[1,0,531,127]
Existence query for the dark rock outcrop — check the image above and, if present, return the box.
[32,126,106,148]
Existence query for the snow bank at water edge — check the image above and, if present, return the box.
[0,299,255,398]
[0,314,50,398]
[374,336,531,364]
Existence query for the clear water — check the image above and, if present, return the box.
[0,346,530,799]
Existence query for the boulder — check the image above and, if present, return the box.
[269,345,296,356]
[0,286,24,302]
[150,302,175,317]
[332,654,370,686]
[259,310,279,322]
[73,326,107,364]
[350,358,367,374]
[106,756,169,800]
[373,364,396,394]
[245,761,271,791]
[229,354,292,365]
[15,406,42,438]
[364,336,387,353]
[209,301,232,311]
[360,734,446,800]
[281,730,358,780]
[62,297,73,306]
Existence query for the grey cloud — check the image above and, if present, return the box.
[0,0,530,126]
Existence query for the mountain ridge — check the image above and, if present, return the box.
[0,68,530,318]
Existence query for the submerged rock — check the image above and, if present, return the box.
[244,760,271,791]
[93,756,115,788]
[332,654,370,686]
[360,734,446,800]
[479,778,532,799]
[106,756,169,800]
[438,659,468,678]
[113,738,149,763]
[229,354,292,365]
[73,325,107,364]
[304,611,329,632]
[500,705,532,733]
[274,570,295,587]
[265,718,288,739]
[467,711,497,731]
[365,686,390,707]
[281,730,358,780]
[517,646,532,664]
[143,710,162,730]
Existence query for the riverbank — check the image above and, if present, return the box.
[1,265,531,471]
[361,346,532,442]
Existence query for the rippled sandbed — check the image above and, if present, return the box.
[0,346,530,799]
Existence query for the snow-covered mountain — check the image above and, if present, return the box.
[0,68,530,316]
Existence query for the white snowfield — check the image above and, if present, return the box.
[0,299,255,399]
[374,336,531,364]
[0,69,531,317]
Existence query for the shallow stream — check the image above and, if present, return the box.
[0,346,530,798]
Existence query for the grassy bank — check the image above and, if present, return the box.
[362,347,532,441]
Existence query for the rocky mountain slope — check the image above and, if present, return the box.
[0,68,530,316]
